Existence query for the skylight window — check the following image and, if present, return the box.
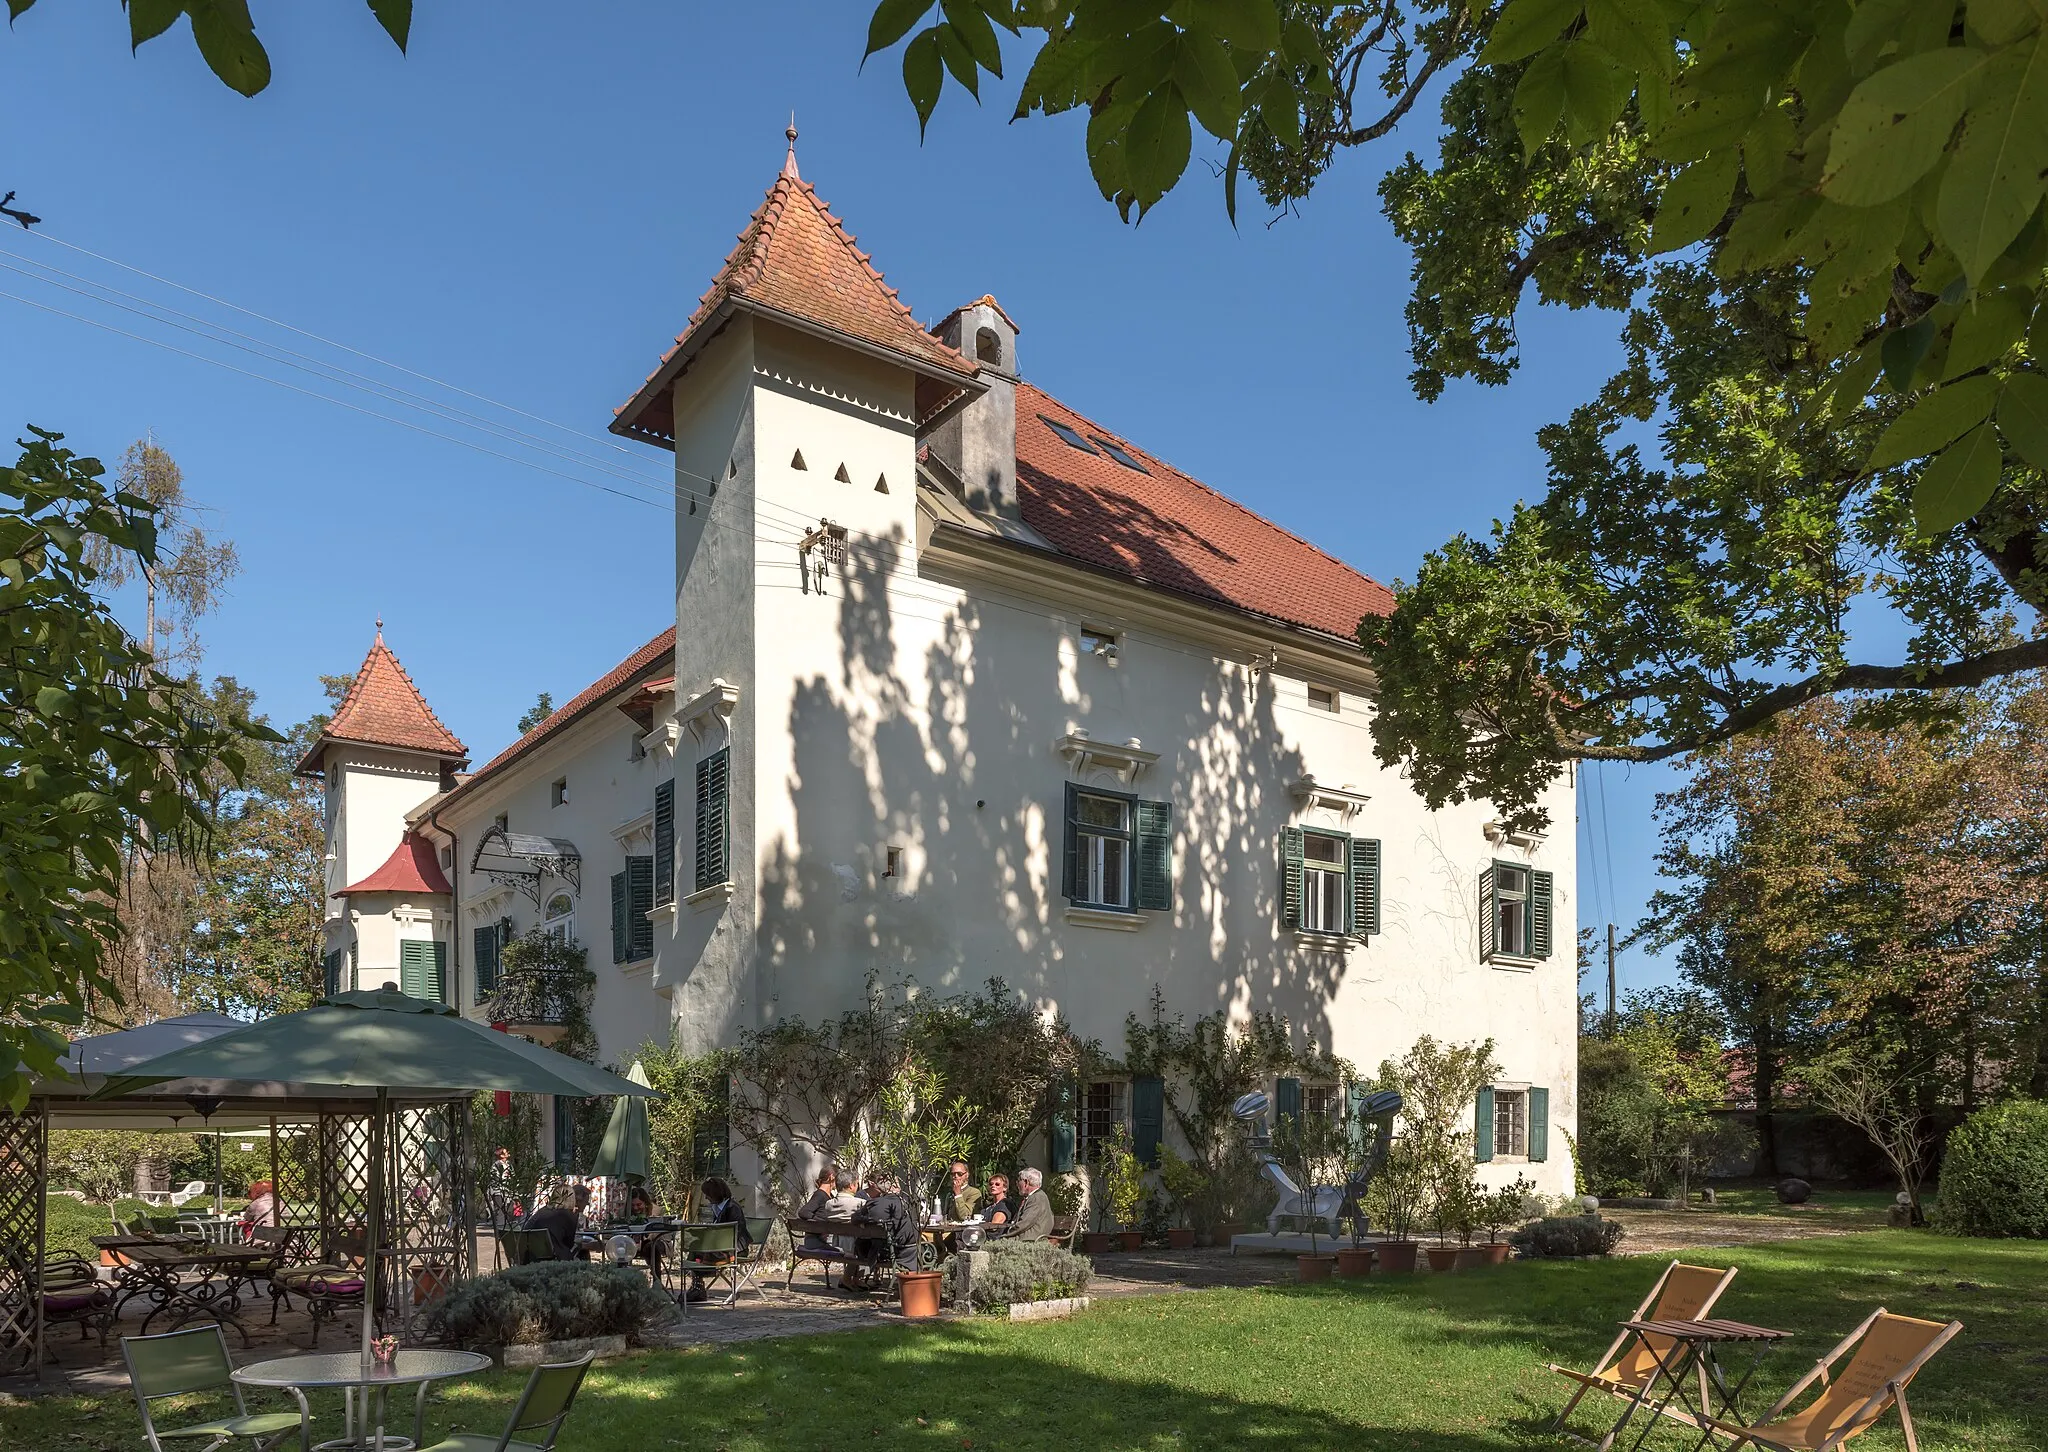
[1040,416,1098,454]
[1092,437,1151,474]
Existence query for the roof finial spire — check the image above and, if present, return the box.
[374,616,384,644]
[782,113,800,180]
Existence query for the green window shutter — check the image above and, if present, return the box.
[1131,1075,1166,1168]
[694,747,730,892]
[1050,1077,1077,1174]
[347,939,358,992]
[1061,783,1080,900]
[400,939,427,999]
[322,949,342,998]
[472,925,497,996]
[1475,1087,1495,1162]
[1134,799,1174,911]
[653,779,675,907]
[1478,864,1497,959]
[1281,827,1305,930]
[627,855,655,960]
[1349,837,1381,940]
[1275,1076,1302,1127]
[554,1095,576,1170]
[610,871,629,965]
[428,941,448,1003]
[1531,868,1555,959]
[1528,1087,1550,1162]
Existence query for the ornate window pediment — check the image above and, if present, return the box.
[1291,775,1371,820]
[469,822,581,907]
[1054,730,1157,784]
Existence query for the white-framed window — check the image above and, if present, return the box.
[1493,1088,1529,1158]
[551,777,569,808]
[1072,791,1133,909]
[1301,831,1347,933]
[1079,626,1119,660]
[1079,1079,1127,1165]
[1307,683,1340,713]
[543,891,575,944]
[1495,863,1531,957]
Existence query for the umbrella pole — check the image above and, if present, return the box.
[362,1088,387,1368]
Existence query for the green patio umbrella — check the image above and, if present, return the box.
[591,1060,652,1183]
[98,987,657,1362]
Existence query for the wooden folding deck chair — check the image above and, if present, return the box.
[1549,1259,1740,1444]
[1699,1309,1962,1452]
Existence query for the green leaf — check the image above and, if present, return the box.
[1911,423,2005,533]
[1514,44,1568,154]
[1016,31,1091,116]
[7,0,38,19]
[941,0,1002,74]
[1650,151,1738,253]
[1868,374,2001,467]
[1280,17,1322,68]
[1184,0,1279,54]
[904,27,945,134]
[1652,74,1767,163]
[34,685,71,718]
[187,0,271,97]
[1944,287,2032,377]
[1479,0,1583,66]
[128,0,182,49]
[1174,29,1242,140]
[1935,38,2048,283]
[1822,47,1991,206]
[1740,102,1797,197]
[1997,371,2048,470]
[867,0,933,58]
[1256,71,1301,149]
[1967,0,2048,48]
[1087,103,1134,203]
[1807,264,1888,355]
[1584,0,1671,79]
[935,23,981,94]
[366,0,410,50]
[1715,192,1819,274]
[1125,84,1193,209]
[1560,37,1632,148]
[1882,315,1939,390]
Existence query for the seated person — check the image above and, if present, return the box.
[998,1167,1053,1242]
[797,1167,864,1247]
[982,1173,1013,1229]
[851,1174,918,1280]
[241,1179,280,1233]
[521,1185,592,1261]
[627,1186,660,1221]
[944,1161,982,1222]
[684,1177,749,1303]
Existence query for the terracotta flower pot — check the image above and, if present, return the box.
[1214,1221,1247,1243]
[1296,1254,1336,1283]
[1481,1241,1513,1266]
[1424,1246,1461,1273]
[897,1269,943,1320]
[1376,1240,1420,1274]
[99,1249,118,1268]
[1453,1247,1486,1271]
[1167,1228,1197,1250]
[1082,1231,1114,1254]
[1117,1231,1145,1252]
[1334,1248,1374,1277]
[412,1264,453,1305]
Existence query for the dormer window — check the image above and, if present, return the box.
[1041,417,1098,454]
[1092,437,1151,474]
[1080,627,1119,660]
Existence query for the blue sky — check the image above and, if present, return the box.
[2,1,1677,992]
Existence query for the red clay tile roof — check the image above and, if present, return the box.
[339,831,453,896]
[1012,382,1396,641]
[299,631,467,774]
[613,159,977,444]
[436,627,676,810]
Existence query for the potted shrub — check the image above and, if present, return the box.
[1334,1204,1375,1278]
[1425,1174,1468,1273]
[1452,1175,1491,1270]
[1478,1175,1535,1265]
[1272,1105,1347,1282]
[1157,1147,1204,1250]
[1364,1140,1426,1272]
[1102,1125,1145,1251]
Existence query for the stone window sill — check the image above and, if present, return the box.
[1292,930,1352,951]
[1487,954,1538,973]
[646,902,677,927]
[685,881,734,913]
[1064,904,1146,932]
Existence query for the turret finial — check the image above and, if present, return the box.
[782,114,800,179]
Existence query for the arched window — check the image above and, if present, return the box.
[543,892,575,944]
[974,326,1002,368]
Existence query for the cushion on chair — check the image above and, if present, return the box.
[42,1290,108,1312]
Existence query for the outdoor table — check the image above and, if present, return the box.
[578,1223,671,1283]
[915,1220,982,1267]
[178,1214,245,1245]
[111,1242,278,1344]
[233,1348,492,1452]
[1605,1317,1793,1452]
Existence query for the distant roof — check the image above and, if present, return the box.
[612,146,978,446]
[299,629,467,774]
[339,831,453,896]
[1010,382,1396,641]
[434,627,676,811]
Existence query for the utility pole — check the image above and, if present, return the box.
[1606,923,1618,1036]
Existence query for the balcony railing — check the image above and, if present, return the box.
[485,968,584,1045]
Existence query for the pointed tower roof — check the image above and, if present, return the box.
[338,830,454,896]
[297,626,468,776]
[612,130,981,447]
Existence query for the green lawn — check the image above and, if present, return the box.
[8,1231,2042,1451]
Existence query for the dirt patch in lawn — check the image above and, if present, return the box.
[1606,1207,1875,1256]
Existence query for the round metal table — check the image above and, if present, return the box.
[233,1349,492,1452]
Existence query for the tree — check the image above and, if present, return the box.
[516,692,554,735]
[82,439,239,670]
[869,3,2048,830]
[4,1,411,97]
[1802,1043,1933,1223]
[2,428,275,1108]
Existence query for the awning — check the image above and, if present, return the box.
[469,821,581,904]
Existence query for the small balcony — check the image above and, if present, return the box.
[485,968,582,1046]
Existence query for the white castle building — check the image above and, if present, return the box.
[301,138,1579,1196]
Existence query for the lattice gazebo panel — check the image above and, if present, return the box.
[0,1105,49,1372]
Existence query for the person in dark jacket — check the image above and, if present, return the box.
[851,1174,918,1284]
[520,1184,591,1261]
[684,1177,750,1302]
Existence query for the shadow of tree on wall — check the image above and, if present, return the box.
[754,523,1363,1062]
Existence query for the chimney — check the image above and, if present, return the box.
[930,296,1019,521]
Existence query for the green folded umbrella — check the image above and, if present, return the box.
[591,1060,652,1182]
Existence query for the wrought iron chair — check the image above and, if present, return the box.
[271,1233,369,1348]
[414,1351,594,1452]
[39,1250,116,1349]
[122,1324,312,1452]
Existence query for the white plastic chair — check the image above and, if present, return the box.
[165,1181,208,1209]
